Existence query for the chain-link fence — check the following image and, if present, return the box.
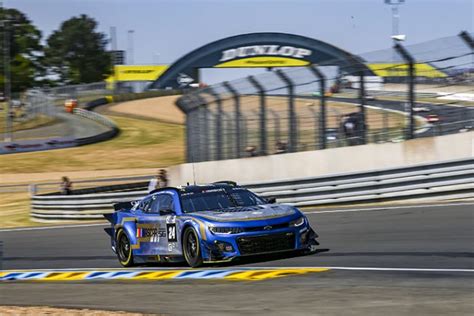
[1,89,55,141]
[177,32,474,163]
[1,82,115,141]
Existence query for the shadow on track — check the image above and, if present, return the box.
[144,248,332,268]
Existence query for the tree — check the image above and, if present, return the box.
[0,7,43,93]
[44,14,112,84]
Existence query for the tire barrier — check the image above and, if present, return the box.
[84,97,109,111]
[30,158,474,221]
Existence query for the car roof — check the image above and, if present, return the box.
[149,182,238,195]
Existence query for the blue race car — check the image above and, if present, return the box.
[104,182,319,267]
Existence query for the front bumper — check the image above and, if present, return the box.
[203,224,318,262]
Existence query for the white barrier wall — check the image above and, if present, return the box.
[168,132,474,186]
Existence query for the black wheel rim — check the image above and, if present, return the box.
[118,233,130,262]
[186,231,198,259]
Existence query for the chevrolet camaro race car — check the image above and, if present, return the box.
[104,182,319,267]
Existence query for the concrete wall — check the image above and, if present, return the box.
[168,132,474,186]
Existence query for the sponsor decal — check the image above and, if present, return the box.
[106,65,169,82]
[136,225,165,243]
[367,63,447,78]
[167,223,177,242]
[215,56,310,68]
[122,70,155,74]
[219,45,312,62]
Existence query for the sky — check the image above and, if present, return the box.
[6,0,474,83]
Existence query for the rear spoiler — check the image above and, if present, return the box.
[113,200,135,212]
[103,200,136,224]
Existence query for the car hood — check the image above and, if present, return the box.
[189,204,296,222]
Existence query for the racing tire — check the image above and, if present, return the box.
[182,227,203,268]
[116,229,135,267]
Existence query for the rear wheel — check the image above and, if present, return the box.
[182,227,203,268]
[116,229,134,267]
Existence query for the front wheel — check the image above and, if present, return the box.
[182,227,203,268]
[116,229,134,267]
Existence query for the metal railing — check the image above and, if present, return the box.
[30,158,474,221]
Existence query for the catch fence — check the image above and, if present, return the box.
[177,32,474,163]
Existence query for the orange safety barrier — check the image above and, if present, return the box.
[64,99,78,113]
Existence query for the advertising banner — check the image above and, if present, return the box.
[106,65,169,83]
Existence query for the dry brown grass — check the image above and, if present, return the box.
[108,95,407,130]
[0,115,184,176]
[0,306,154,315]
[0,111,57,132]
[109,95,184,124]
[0,192,41,228]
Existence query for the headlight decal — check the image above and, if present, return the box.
[290,216,305,227]
[209,226,244,234]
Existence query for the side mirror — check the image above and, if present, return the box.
[266,197,277,204]
[160,209,175,216]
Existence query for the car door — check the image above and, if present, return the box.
[136,193,180,256]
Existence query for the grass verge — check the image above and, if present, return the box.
[0,110,58,133]
[0,111,184,228]
[0,192,43,228]
[0,115,184,174]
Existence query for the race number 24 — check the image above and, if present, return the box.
[167,224,177,242]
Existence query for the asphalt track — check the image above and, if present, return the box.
[1,203,473,315]
[1,203,473,270]
[328,96,474,136]
[12,110,109,141]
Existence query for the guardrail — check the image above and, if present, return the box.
[30,158,474,221]
[73,108,119,146]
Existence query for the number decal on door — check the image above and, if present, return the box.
[167,223,177,242]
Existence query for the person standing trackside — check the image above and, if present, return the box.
[60,176,72,195]
[148,169,168,193]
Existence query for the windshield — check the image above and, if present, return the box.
[181,188,266,213]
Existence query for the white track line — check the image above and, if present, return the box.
[304,202,474,215]
[323,266,474,273]
[2,266,473,273]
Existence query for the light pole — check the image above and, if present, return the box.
[385,0,406,61]
[127,30,134,65]
[384,0,405,39]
